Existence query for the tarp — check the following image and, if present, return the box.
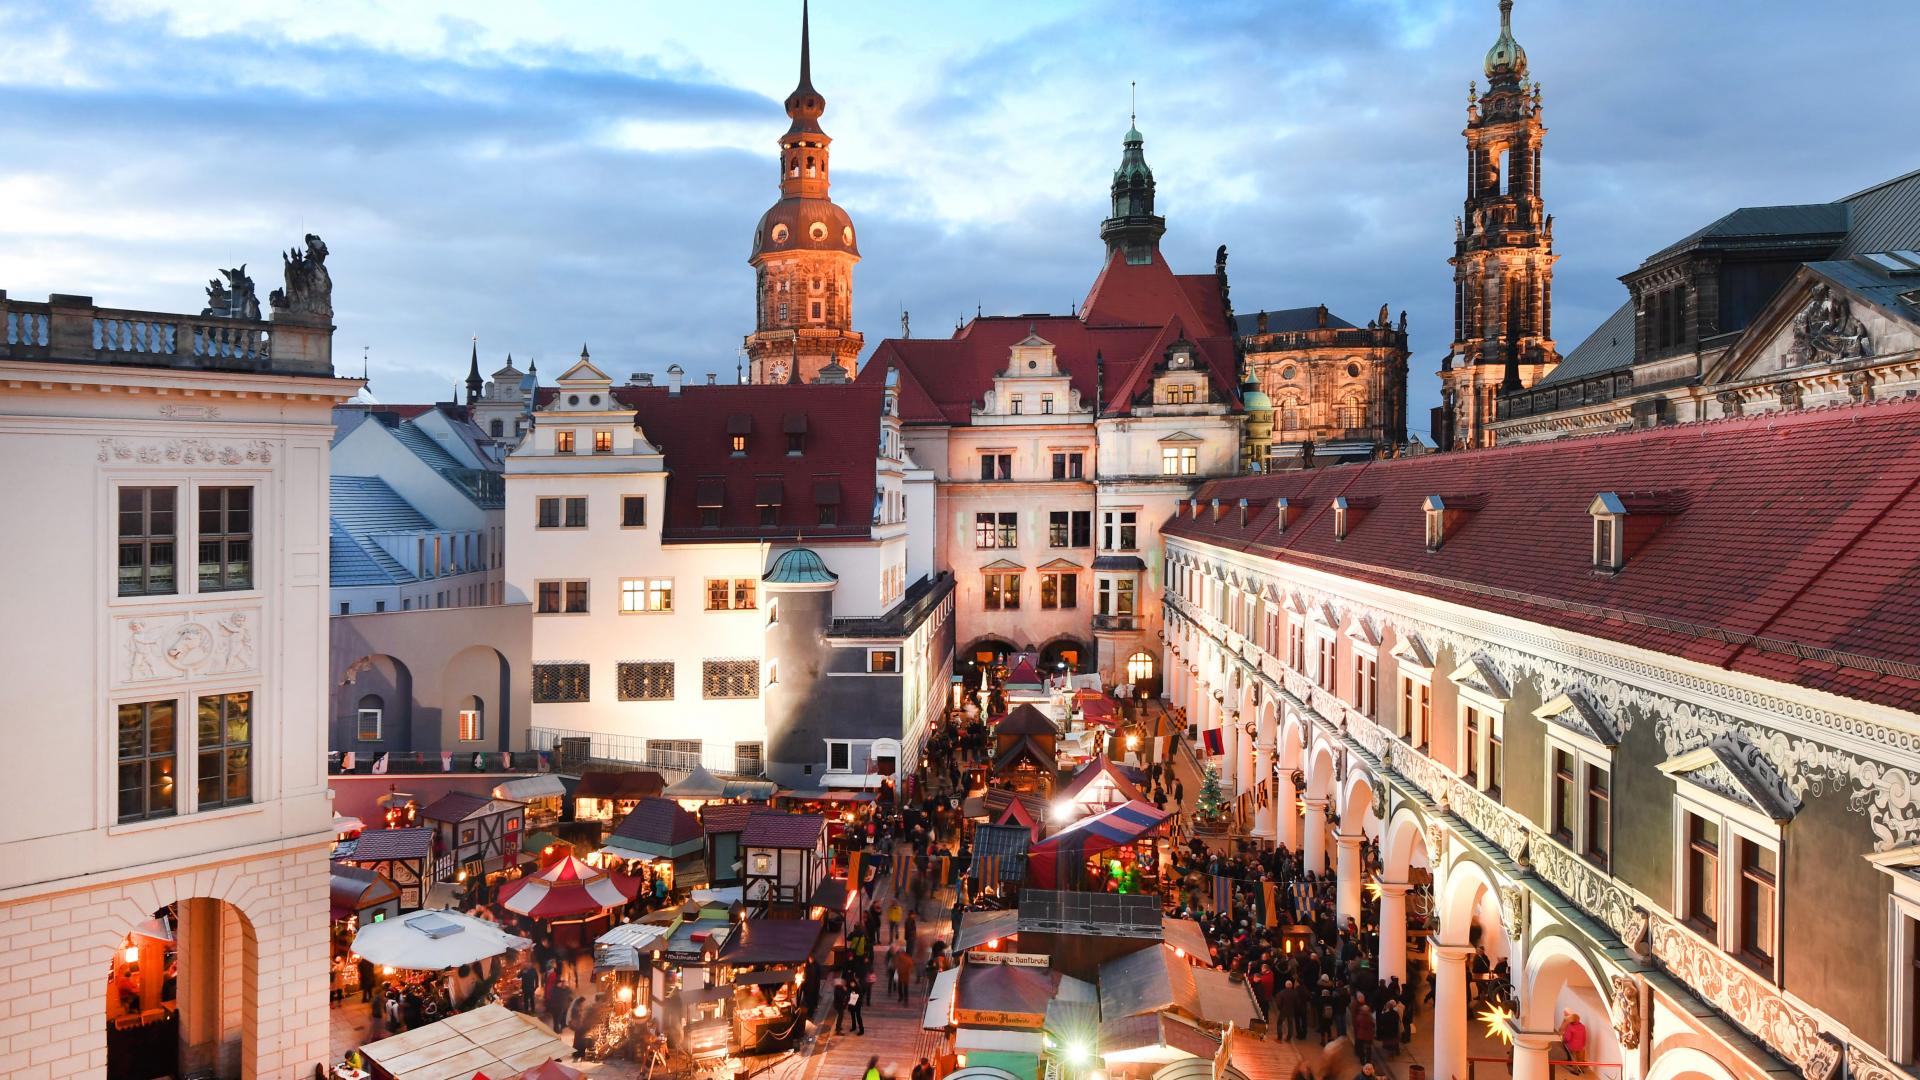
[356,1003,568,1080]
[493,774,566,801]
[1025,800,1171,888]
[923,966,959,1029]
[351,910,530,971]
[592,922,672,972]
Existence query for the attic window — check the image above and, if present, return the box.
[1590,492,1627,572]
[1333,497,1351,541]
[1424,496,1447,552]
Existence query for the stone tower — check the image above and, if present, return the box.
[745,0,864,385]
[1438,0,1558,450]
[1100,114,1167,266]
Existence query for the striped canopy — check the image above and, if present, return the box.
[498,855,639,920]
[1025,799,1171,888]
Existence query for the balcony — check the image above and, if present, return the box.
[1093,613,1138,632]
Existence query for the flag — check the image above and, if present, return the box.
[538,751,551,771]
[341,751,356,771]
[441,752,453,772]
[940,855,953,886]
[473,753,486,771]
[1257,781,1270,810]
[1202,728,1225,755]
[371,753,389,775]
[1212,874,1232,913]
[847,851,862,894]
[1155,735,1170,760]
[1263,881,1280,928]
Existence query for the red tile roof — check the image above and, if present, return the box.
[742,811,827,848]
[1164,400,1920,712]
[421,791,501,823]
[858,248,1240,423]
[701,802,758,835]
[535,382,884,542]
[611,797,704,849]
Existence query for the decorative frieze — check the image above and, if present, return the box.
[98,437,274,466]
[116,608,261,687]
[1649,915,1826,1074]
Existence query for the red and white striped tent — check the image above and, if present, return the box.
[498,855,639,921]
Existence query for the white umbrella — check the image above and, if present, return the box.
[350,909,530,971]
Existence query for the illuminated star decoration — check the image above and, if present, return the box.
[1478,1002,1516,1044]
[1364,879,1382,901]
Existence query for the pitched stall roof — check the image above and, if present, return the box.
[742,812,827,848]
[858,248,1239,422]
[1166,399,1920,711]
[535,382,884,543]
[422,792,518,823]
[606,797,705,858]
[337,827,434,862]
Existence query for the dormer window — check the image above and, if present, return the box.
[731,435,748,454]
[1237,498,1249,526]
[555,430,576,454]
[1333,497,1351,540]
[1210,498,1223,522]
[1590,492,1627,572]
[593,430,613,454]
[1011,395,1024,415]
[1424,495,1447,551]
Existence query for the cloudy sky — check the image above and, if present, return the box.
[2,0,1915,439]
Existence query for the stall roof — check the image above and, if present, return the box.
[1100,943,1198,1020]
[605,797,704,859]
[969,824,1030,883]
[356,1003,569,1080]
[992,736,1053,774]
[701,803,758,835]
[1058,757,1143,806]
[924,966,959,1029]
[1160,918,1211,960]
[1004,657,1044,689]
[954,962,1055,1021]
[1098,1013,1219,1062]
[664,764,729,799]
[494,774,567,801]
[996,704,1057,736]
[593,922,673,972]
[1191,966,1263,1030]
[952,909,1021,954]
[422,791,521,824]
[1017,890,1161,938]
[714,918,824,966]
[574,771,666,800]
[807,877,853,913]
[776,788,877,802]
[339,826,434,862]
[1026,801,1171,889]
[742,812,826,848]
[330,865,399,918]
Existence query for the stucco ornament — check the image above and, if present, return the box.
[1607,974,1642,1050]
[98,438,274,465]
[1496,883,1528,940]
[1787,283,1871,367]
[1424,823,1449,864]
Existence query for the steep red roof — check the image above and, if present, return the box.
[742,812,827,848]
[858,249,1239,422]
[537,382,882,543]
[1165,399,1920,712]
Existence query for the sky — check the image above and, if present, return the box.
[2,1,1916,441]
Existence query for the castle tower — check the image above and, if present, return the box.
[1099,113,1167,266]
[1438,0,1558,449]
[744,0,864,385]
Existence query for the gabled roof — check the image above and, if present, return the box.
[701,802,758,835]
[742,812,826,848]
[992,735,1055,773]
[422,792,519,823]
[1534,688,1619,747]
[997,704,1058,736]
[534,382,883,543]
[1166,398,1920,712]
[1059,756,1143,805]
[338,826,434,862]
[1659,729,1801,822]
[607,797,704,858]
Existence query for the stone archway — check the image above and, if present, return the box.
[1644,1045,1740,1080]
[1038,636,1092,676]
[1432,854,1510,1080]
[444,644,510,751]
[337,652,413,755]
[1301,740,1338,875]
[1333,766,1379,924]
[1521,933,1619,1071]
[1377,805,1435,985]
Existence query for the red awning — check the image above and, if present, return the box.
[1026,800,1171,888]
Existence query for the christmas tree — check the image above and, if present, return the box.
[1195,762,1225,822]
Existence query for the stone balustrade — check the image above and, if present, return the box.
[0,291,331,376]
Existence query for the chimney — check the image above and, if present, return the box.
[629,372,653,386]
[667,364,684,396]
[706,373,718,385]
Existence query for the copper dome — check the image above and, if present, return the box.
[751,197,860,261]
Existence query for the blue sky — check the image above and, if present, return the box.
[2,0,1915,440]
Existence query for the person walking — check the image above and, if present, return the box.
[547,976,573,1035]
[863,1056,883,1080]
[568,996,592,1061]
[892,944,914,1004]
[847,979,867,1035]
[357,956,376,1004]
[887,899,904,944]
[1174,779,1186,807]
[912,1058,935,1080]
[904,911,920,953]
[831,977,851,1035]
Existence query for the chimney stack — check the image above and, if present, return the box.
[706,373,717,385]
[667,364,684,395]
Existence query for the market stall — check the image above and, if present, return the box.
[1024,800,1170,891]
[498,855,640,947]
[1055,757,1146,820]
[351,1003,570,1080]
[493,774,568,829]
[599,796,706,895]
[334,827,436,911]
[421,792,527,884]
[572,770,667,827]
[714,919,823,1054]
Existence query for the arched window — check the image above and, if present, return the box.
[356,695,383,741]
[1126,652,1155,683]
[458,696,484,742]
[1276,392,1305,431]
[1336,398,1365,430]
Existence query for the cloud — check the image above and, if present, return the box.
[0,0,1916,440]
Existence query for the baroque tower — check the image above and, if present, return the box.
[1438,0,1558,450]
[745,0,863,385]
[1100,114,1167,266]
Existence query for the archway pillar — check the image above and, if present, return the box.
[1302,797,1328,874]
[1334,831,1364,923]
[1432,941,1474,1080]
[1251,715,1276,839]
[1376,881,1411,984]
[1275,756,1299,850]
[1512,1029,1558,1080]
[1222,705,1240,795]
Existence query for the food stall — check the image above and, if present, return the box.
[587,922,675,1062]
[1025,800,1171,892]
[349,909,532,1029]
[598,796,706,895]
[334,827,436,911]
[714,919,823,1054]
[498,855,641,948]
[493,774,568,829]
[107,909,178,1073]
[652,908,739,1060]
[421,792,527,885]
[573,770,667,827]
[350,1003,571,1080]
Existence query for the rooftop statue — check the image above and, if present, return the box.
[269,233,332,321]
[202,264,260,320]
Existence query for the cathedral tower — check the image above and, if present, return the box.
[745,0,864,385]
[1438,0,1558,449]
[1100,114,1167,265]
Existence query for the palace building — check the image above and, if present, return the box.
[1235,303,1411,466]
[1436,0,1560,450]
[743,1,864,386]
[1162,396,1920,1080]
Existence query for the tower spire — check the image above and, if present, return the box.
[798,0,813,96]
[1100,97,1166,265]
[465,335,483,405]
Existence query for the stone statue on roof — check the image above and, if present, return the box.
[202,265,260,320]
[269,233,332,321]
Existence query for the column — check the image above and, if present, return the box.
[1432,942,1473,1080]
[1512,1030,1556,1080]
[1275,760,1299,851]
[1251,712,1276,839]
[1235,712,1255,799]
[1376,882,1411,984]
[1335,831,1363,924]
[1302,798,1328,875]
[1222,704,1240,793]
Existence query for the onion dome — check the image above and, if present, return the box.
[1484,0,1528,80]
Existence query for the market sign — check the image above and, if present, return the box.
[969,951,1049,968]
[952,1007,1046,1030]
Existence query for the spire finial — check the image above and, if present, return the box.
[362,345,369,383]
[1130,80,1136,126]
[799,0,812,90]
[1500,0,1513,31]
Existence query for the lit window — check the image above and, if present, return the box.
[621,578,673,613]
[195,691,252,810]
[1160,446,1198,475]
[731,434,747,453]
[116,699,178,823]
[594,430,614,453]
[983,571,1021,611]
[356,697,383,742]
[458,697,485,741]
[1040,571,1077,610]
[868,649,900,673]
[555,430,576,453]
[197,486,253,591]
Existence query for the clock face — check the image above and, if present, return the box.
[769,361,789,383]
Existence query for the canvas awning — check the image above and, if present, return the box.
[783,413,809,434]
[923,966,959,1029]
[754,479,785,506]
[356,1003,569,1080]
[493,774,566,801]
[1026,800,1171,889]
[714,919,823,966]
[727,413,754,435]
[593,922,673,972]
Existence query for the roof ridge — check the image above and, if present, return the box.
[1840,165,1920,204]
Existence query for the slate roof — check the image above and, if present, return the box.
[1231,306,1359,335]
[1835,168,1920,258]
[1164,398,1920,712]
[742,812,826,848]
[339,827,434,862]
[608,797,704,855]
[997,704,1058,736]
[1536,300,1636,387]
[1644,202,1850,265]
[422,791,502,823]
[536,382,884,543]
[701,802,758,835]
[858,247,1240,422]
[329,476,436,587]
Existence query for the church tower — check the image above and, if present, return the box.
[744,0,863,385]
[1438,0,1558,449]
[1099,115,1167,265]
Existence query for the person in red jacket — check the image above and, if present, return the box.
[1559,1009,1589,1072]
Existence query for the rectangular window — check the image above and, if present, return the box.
[1048,510,1091,547]
[1462,708,1481,785]
[117,699,177,823]
[1010,395,1023,415]
[1097,577,1136,616]
[828,742,852,772]
[537,580,588,614]
[533,663,590,703]
[1051,452,1084,480]
[735,742,765,777]
[868,649,900,673]
[564,496,587,528]
[1103,510,1138,551]
[118,487,177,596]
[1354,656,1378,716]
[555,430,575,453]
[622,496,647,527]
[975,512,1017,549]
[621,578,673,613]
[1685,813,1721,934]
[647,739,703,770]
[356,707,382,742]
[702,659,760,699]
[818,502,837,526]
[788,433,805,454]
[617,661,675,701]
[1486,717,1503,799]
[1737,837,1777,969]
[1041,394,1055,415]
[197,486,253,592]
[537,497,561,529]
[1040,571,1077,610]
[1584,763,1611,866]
[195,691,252,811]
[1160,446,1198,476]
[979,453,1011,481]
[458,708,483,742]
[1551,749,1577,843]
[565,580,588,613]
[594,430,614,453]
[984,571,1021,611]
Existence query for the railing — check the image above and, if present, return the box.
[528,727,763,779]
[6,309,48,347]
[0,293,319,373]
[1093,613,1138,632]
[328,750,538,776]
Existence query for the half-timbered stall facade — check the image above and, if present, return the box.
[1162,397,1920,1080]
[421,791,526,882]
[333,826,435,911]
[741,812,830,916]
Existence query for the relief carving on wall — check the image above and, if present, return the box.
[1786,283,1872,368]
[98,438,274,465]
[1650,916,1825,1072]
[1607,973,1642,1050]
[119,609,261,685]
[1496,883,1529,941]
